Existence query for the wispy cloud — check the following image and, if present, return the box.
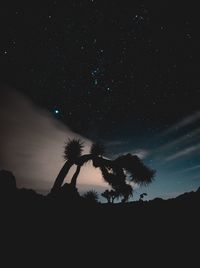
[172,164,200,175]
[162,111,200,136]
[180,164,200,173]
[131,149,149,159]
[157,127,200,152]
[112,149,149,159]
[165,143,200,162]
[152,123,200,164]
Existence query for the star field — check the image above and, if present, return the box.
[0,1,200,140]
[0,0,200,198]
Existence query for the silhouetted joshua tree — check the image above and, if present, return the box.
[51,139,84,192]
[101,190,111,203]
[51,139,155,199]
[110,189,119,203]
[117,184,133,203]
[101,189,122,203]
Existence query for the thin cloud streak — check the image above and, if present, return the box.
[180,164,200,173]
[157,127,200,152]
[162,111,200,136]
[112,149,149,159]
[165,143,200,162]
[171,164,200,175]
[131,149,149,159]
[150,126,200,164]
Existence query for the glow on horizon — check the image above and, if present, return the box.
[0,87,108,194]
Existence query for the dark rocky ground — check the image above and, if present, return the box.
[0,169,199,265]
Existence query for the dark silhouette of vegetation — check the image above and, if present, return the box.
[83,190,99,203]
[0,169,200,229]
[1,139,198,242]
[101,189,111,203]
[0,168,198,262]
[116,184,133,203]
[51,139,155,200]
[101,187,133,203]
[90,142,105,156]
[101,189,119,203]
[109,189,119,203]
[51,139,84,192]
[70,165,81,188]
[64,139,84,161]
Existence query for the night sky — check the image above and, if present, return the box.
[0,1,200,199]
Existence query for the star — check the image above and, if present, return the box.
[54,109,60,114]
[1,2,200,201]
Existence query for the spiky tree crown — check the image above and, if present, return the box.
[101,189,110,198]
[90,143,105,156]
[83,190,99,202]
[64,139,84,162]
[115,154,156,185]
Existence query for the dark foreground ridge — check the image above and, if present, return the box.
[1,169,199,222]
[0,169,199,264]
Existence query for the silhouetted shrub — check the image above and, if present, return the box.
[83,190,99,204]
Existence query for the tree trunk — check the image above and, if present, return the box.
[51,160,73,193]
[70,165,81,188]
[111,197,115,203]
[51,154,136,193]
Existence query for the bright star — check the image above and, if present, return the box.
[54,109,59,114]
